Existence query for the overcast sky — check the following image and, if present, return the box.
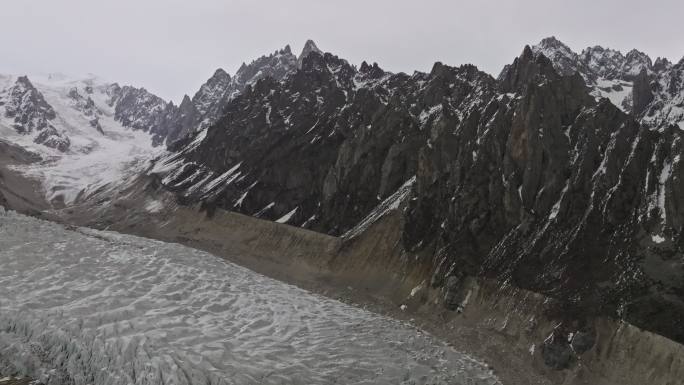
[1,0,681,102]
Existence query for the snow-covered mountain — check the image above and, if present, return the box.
[0,73,164,205]
[528,36,684,126]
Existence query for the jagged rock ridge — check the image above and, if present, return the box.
[149,38,684,350]
[115,42,324,146]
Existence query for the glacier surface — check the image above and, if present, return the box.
[0,210,499,385]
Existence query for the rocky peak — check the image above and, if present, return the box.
[162,94,199,144]
[621,49,653,78]
[536,36,575,56]
[653,57,673,72]
[179,94,193,108]
[499,45,561,93]
[294,51,356,97]
[580,45,625,80]
[14,75,35,89]
[532,36,588,78]
[640,58,684,127]
[297,39,323,68]
[232,45,298,90]
[2,76,70,151]
[359,61,385,79]
[533,38,657,84]
[177,94,199,123]
[210,68,231,83]
[3,76,56,134]
[299,50,326,72]
[191,68,231,116]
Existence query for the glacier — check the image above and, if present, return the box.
[0,210,499,385]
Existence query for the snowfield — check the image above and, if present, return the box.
[0,210,500,385]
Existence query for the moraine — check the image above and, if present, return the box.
[0,209,499,385]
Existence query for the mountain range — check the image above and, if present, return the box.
[1,36,683,372]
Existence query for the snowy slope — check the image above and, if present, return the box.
[0,73,164,205]
[0,210,500,385]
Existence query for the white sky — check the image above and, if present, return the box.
[1,0,681,102]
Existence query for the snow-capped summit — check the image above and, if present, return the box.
[531,36,682,124]
[533,36,589,78]
[581,45,627,80]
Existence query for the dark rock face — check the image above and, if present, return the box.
[162,95,199,145]
[159,52,497,235]
[149,41,684,347]
[541,329,574,370]
[632,69,654,115]
[107,84,170,145]
[570,329,596,354]
[443,276,464,311]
